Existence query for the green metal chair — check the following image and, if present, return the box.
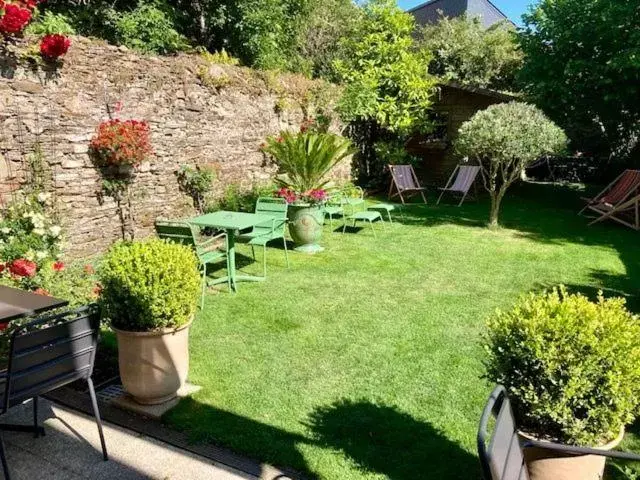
[237,197,290,277]
[342,187,384,237]
[154,220,230,308]
[323,192,346,229]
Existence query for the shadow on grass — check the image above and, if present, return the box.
[305,399,479,480]
[167,398,480,480]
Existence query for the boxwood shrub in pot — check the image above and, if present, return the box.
[99,239,200,405]
[484,286,640,480]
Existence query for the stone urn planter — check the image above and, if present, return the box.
[520,428,625,480]
[114,321,191,405]
[288,204,325,253]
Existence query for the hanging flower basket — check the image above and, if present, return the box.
[89,119,153,170]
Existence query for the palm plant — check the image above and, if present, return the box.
[262,131,354,196]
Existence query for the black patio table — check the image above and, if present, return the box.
[0,285,68,324]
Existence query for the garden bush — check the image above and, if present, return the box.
[484,286,640,446]
[99,239,200,331]
[105,4,189,54]
[25,10,75,35]
[209,183,276,213]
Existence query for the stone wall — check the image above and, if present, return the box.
[0,37,348,258]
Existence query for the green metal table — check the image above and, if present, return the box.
[189,211,275,292]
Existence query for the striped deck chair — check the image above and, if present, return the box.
[437,164,481,206]
[388,164,427,204]
[579,169,640,230]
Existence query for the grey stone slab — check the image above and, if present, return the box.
[2,399,250,480]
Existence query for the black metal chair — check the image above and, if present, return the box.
[0,305,108,479]
[478,385,640,480]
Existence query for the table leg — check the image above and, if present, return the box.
[227,228,238,292]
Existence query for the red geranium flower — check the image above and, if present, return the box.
[40,34,72,60]
[90,119,153,167]
[34,288,50,296]
[9,258,37,277]
[84,264,95,275]
[0,263,5,274]
[52,261,65,272]
[92,283,103,297]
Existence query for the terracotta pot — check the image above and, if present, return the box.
[287,204,325,253]
[519,427,625,480]
[114,321,191,405]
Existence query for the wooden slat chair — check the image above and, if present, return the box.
[155,220,229,307]
[0,306,108,480]
[237,197,290,277]
[579,169,640,230]
[478,385,640,480]
[437,164,481,206]
[388,164,427,204]
[342,186,384,237]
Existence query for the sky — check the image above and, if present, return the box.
[397,0,539,25]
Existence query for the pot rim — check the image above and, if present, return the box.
[112,319,192,337]
[518,425,625,451]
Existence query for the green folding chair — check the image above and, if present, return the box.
[324,192,346,229]
[342,187,384,237]
[155,220,230,308]
[237,197,290,277]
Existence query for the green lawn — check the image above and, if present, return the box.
[164,182,640,480]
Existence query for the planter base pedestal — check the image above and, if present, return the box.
[111,382,201,420]
[294,243,324,254]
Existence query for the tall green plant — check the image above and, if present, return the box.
[262,131,354,193]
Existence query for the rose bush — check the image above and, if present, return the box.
[40,33,71,59]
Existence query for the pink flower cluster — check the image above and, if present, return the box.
[275,187,298,204]
[275,187,327,205]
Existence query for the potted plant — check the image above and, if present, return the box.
[99,239,200,405]
[261,130,353,253]
[484,286,640,480]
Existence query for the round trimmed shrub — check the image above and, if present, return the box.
[484,286,640,446]
[99,239,200,331]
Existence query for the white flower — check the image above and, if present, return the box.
[24,250,35,261]
[33,228,46,236]
[0,227,10,234]
[36,251,48,260]
[49,226,62,237]
[37,192,52,204]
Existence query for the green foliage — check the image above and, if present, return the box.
[25,10,76,35]
[263,131,354,193]
[106,3,189,54]
[374,139,419,166]
[455,102,567,226]
[36,261,100,307]
[199,48,239,65]
[485,286,640,446]
[417,14,522,92]
[208,183,276,213]
[518,0,640,159]
[334,0,436,135]
[176,164,216,213]
[0,193,62,266]
[99,239,200,331]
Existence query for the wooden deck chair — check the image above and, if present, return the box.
[579,169,640,230]
[388,164,427,204]
[437,164,481,206]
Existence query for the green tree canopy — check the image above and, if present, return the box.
[334,0,437,135]
[456,102,567,227]
[519,0,640,160]
[417,14,522,92]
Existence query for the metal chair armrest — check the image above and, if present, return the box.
[523,438,640,462]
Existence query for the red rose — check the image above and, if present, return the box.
[0,322,8,332]
[0,263,5,274]
[34,288,50,296]
[52,261,65,272]
[40,34,72,60]
[92,283,103,297]
[0,3,32,35]
[9,258,37,277]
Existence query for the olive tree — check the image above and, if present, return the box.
[455,102,567,227]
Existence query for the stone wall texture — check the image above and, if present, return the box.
[0,37,348,258]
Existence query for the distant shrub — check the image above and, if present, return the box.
[99,239,200,331]
[25,11,75,35]
[200,48,239,66]
[209,183,276,213]
[176,164,216,213]
[106,4,189,54]
[485,286,640,446]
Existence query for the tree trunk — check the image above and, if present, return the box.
[488,193,503,228]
